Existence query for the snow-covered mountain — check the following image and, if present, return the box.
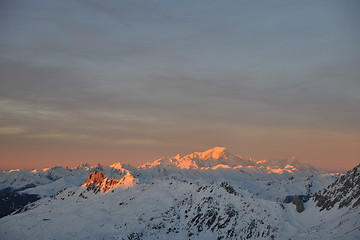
[0,162,129,218]
[84,171,139,194]
[139,146,308,172]
[0,147,358,239]
[314,163,360,210]
[0,163,128,197]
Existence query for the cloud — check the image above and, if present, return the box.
[0,126,26,135]
[114,138,159,145]
[27,132,90,141]
[0,0,359,170]
[26,131,159,146]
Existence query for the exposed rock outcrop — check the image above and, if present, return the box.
[314,164,360,211]
[292,195,305,213]
[83,171,139,194]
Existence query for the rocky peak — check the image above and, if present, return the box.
[87,171,105,182]
[84,171,106,193]
[314,164,360,211]
[83,171,139,194]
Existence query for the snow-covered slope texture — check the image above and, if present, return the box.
[314,163,360,210]
[289,163,360,240]
[0,179,289,240]
[0,147,340,219]
[289,201,360,240]
[139,146,311,172]
[1,168,359,240]
[135,147,339,202]
[0,151,358,240]
[0,163,129,197]
[0,163,130,219]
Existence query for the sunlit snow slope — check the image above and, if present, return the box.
[1,147,358,239]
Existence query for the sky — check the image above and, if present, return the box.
[0,0,359,171]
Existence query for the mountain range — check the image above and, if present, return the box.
[0,147,358,239]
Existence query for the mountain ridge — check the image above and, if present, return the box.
[0,146,358,239]
[314,163,360,210]
[2,147,322,174]
[0,163,358,239]
[0,147,336,200]
[138,146,313,172]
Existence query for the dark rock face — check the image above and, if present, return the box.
[292,195,305,213]
[173,182,279,239]
[0,191,40,218]
[314,164,360,211]
[118,181,280,239]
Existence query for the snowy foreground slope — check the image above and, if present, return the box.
[0,147,359,239]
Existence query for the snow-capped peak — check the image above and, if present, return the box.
[139,147,246,170]
[139,157,170,169]
[9,169,23,172]
[194,146,228,160]
[109,162,124,170]
[136,147,318,175]
[72,163,91,170]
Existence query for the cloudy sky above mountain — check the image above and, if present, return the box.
[0,0,359,171]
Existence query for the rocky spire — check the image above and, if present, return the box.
[83,171,139,194]
[84,171,106,194]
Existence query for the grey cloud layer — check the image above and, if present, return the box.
[0,0,359,148]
